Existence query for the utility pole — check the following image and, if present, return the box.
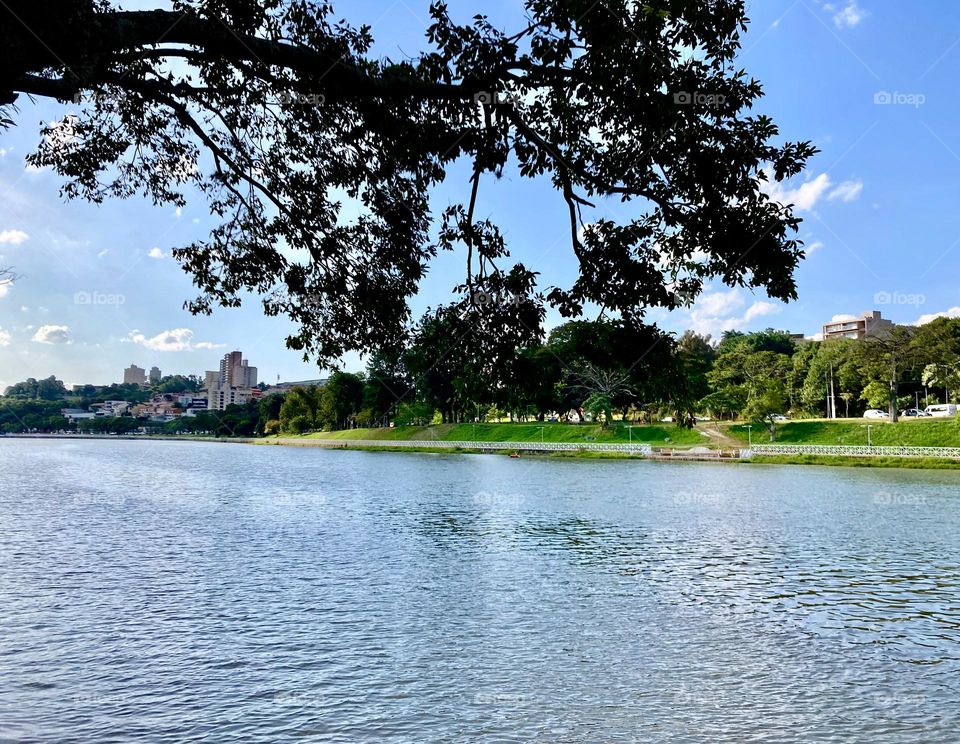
[829,363,837,419]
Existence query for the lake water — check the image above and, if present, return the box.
[1,439,959,742]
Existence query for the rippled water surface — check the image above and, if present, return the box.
[2,439,960,742]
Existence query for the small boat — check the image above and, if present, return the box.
[509,452,521,459]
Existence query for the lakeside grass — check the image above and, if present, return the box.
[725,418,960,447]
[749,454,960,470]
[248,434,960,468]
[296,422,707,447]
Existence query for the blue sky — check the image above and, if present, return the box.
[1,0,959,390]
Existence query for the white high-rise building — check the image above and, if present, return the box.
[205,351,258,410]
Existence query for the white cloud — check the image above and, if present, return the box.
[147,246,167,259]
[0,229,29,245]
[124,328,223,352]
[763,169,864,212]
[697,288,744,318]
[830,313,858,323]
[915,307,960,325]
[806,240,825,255]
[763,171,832,211]
[828,180,863,202]
[688,289,782,337]
[0,328,10,346]
[826,1,868,28]
[97,248,110,258]
[0,283,10,299]
[744,301,780,322]
[32,324,70,345]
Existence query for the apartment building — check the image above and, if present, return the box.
[123,364,147,386]
[205,350,259,410]
[822,311,893,341]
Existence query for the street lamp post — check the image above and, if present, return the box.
[628,425,633,444]
[539,426,544,443]
[746,425,752,448]
[867,424,872,451]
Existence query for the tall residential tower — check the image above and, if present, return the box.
[205,351,259,410]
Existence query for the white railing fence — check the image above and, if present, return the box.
[747,444,960,459]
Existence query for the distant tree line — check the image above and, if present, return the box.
[3,317,958,439]
[272,316,960,438]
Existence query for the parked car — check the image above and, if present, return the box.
[863,409,889,419]
[902,408,931,417]
[772,414,789,421]
[924,404,958,418]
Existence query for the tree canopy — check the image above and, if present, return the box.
[2,0,814,364]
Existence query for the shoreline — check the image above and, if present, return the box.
[7,433,960,470]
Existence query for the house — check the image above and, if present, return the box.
[822,311,893,341]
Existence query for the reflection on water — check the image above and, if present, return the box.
[1,440,959,742]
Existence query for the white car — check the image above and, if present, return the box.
[863,409,889,419]
[772,414,789,421]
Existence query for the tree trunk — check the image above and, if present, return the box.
[889,379,899,423]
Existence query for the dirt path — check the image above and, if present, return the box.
[695,423,742,449]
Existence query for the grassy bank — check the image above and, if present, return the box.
[749,453,960,470]
[295,422,707,447]
[726,418,960,447]
[257,439,652,458]
[254,435,960,468]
